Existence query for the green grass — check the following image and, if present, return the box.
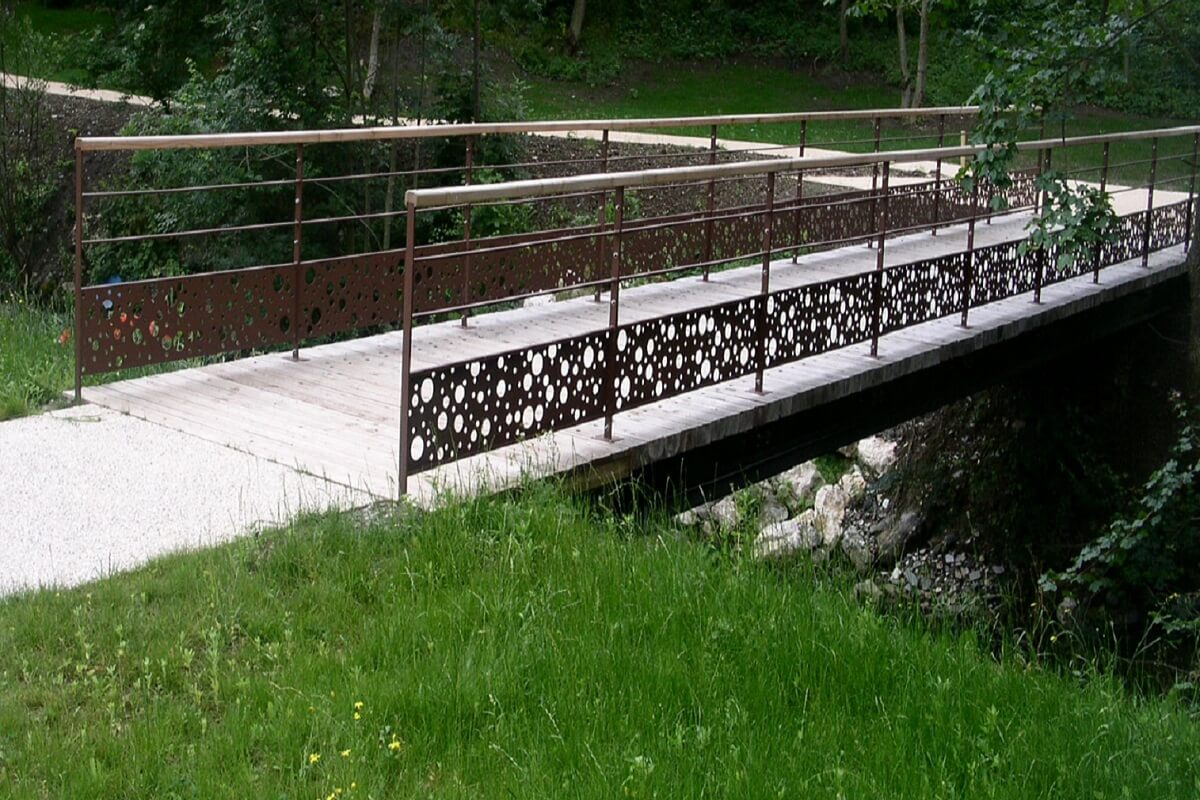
[524,60,920,151]
[0,299,73,420]
[524,61,1196,184]
[1,485,1197,798]
[5,2,113,84]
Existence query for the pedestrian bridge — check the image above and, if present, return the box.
[70,110,1199,502]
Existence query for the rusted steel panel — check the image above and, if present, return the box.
[79,265,294,375]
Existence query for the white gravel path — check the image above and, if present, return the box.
[0,404,375,596]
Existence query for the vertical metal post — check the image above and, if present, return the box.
[962,178,980,328]
[1186,133,1199,255]
[870,116,882,191]
[73,146,84,404]
[1143,137,1159,268]
[702,124,718,280]
[870,162,891,358]
[931,113,946,236]
[594,129,610,301]
[603,187,626,441]
[791,119,808,264]
[1095,142,1111,283]
[292,144,305,360]
[755,171,776,394]
[1034,146,1051,304]
[398,200,417,498]
[869,116,882,248]
[461,136,475,326]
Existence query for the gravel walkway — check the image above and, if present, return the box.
[0,405,374,596]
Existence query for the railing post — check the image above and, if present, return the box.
[1095,142,1111,283]
[870,161,891,357]
[703,124,718,281]
[1034,146,1051,304]
[755,171,776,394]
[791,119,808,264]
[398,199,417,499]
[594,128,610,302]
[1186,133,1199,256]
[603,186,626,441]
[869,116,882,249]
[292,143,305,360]
[931,113,946,236]
[962,178,980,328]
[461,135,475,327]
[1143,137,1158,268]
[73,146,84,404]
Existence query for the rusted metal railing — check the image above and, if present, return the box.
[73,106,992,399]
[394,126,1200,495]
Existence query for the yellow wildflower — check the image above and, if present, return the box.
[388,738,402,752]
[309,753,321,765]
[340,749,351,758]
[354,701,364,711]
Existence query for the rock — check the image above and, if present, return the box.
[710,495,740,529]
[840,526,875,573]
[813,484,849,547]
[674,507,706,527]
[873,510,921,568]
[839,466,867,502]
[753,515,821,558]
[775,462,824,504]
[853,579,884,602]
[855,436,898,475]
[758,498,789,526]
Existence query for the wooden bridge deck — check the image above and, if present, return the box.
[83,188,1191,504]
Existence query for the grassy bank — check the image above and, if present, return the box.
[1,486,1196,798]
[0,299,73,420]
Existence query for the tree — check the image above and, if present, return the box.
[567,0,586,53]
[957,0,1179,273]
[0,11,60,290]
[838,0,851,64]
[838,0,936,108]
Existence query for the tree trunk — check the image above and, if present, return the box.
[839,0,850,65]
[912,0,929,108]
[363,4,382,102]
[471,0,481,122]
[896,4,912,108]
[568,0,586,53]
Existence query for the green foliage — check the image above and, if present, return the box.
[1019,174,1117,273]
[0,296,73,419]
[82,0,221,103]
[0,12,65,291]
[1038,398,1200,697]
[1043,398,1200,608]
[2,485,1200,796]
[957,0,1140,274]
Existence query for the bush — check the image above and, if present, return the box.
[0,13,63,293]
[1040,397,1200,693]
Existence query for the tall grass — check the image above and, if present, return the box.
[0,298,73,420]
[1,485,1196,798]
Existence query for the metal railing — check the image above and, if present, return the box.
[73,105,1003,395]
[392,126,1200,493]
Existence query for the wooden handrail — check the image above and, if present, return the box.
[405,126,1200,208]
[74,105,983,152]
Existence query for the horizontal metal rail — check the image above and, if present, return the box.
[406,126,1200,207]
[75,105,982,152]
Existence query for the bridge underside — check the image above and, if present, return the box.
[84,202,1191,504]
